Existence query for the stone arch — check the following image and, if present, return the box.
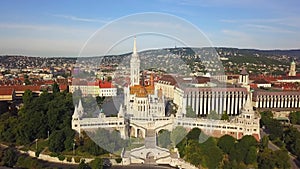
[146,152,155,159]
[129,125,136,137]
[155,123,173,135]
[157,128,169,135]
[137,128,144,138]
[145,151,156,164]
[129,124,146,138]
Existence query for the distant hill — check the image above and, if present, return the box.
[1,47,299,69]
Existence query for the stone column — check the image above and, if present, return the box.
[196,92,200,116]
[199,93,203,115]
[203,93,207,115]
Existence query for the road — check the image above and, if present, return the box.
[291,124,300,132]
[260,129,300,169]
[109,164,175,169]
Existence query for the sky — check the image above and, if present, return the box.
[0,0,299,56]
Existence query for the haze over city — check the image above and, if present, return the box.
[0,0,300,56]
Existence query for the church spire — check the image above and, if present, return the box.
[133,36,137,55]
[130,36,140,86]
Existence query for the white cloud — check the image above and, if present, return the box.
[242,24,296,34]
[52,14,109,23]
[0,23,93,34]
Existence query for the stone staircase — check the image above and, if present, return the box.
[145,129,156,148]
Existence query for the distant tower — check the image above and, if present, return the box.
[239,67,250,91]
[289,60,296,76]
[130,37,140,86]
[239,67,249,85]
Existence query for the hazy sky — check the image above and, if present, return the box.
[0,0,299,56]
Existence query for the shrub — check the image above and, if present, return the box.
[74,157,81,163]
[35,150,40,157]
[50,152,58,157]
[115,158,122,163]
[66,156,72,162]
[58,154,65,161]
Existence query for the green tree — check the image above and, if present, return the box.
[258,148,275,169]
[22,89,33,107]
[200,137,223,169]
[221,111,229,121]
[171,126,187,147]
[24,78,32,85]
[186,106,196,118]
[238,135,257,149]
[260,135,269,150]
[185,140,202,167]
[158,130,171,148]
[245,146,257,165]
[52,82,60,93]
[289,111,300,124]
[186,128,201,141]
[15,156,43,169]
[107,76,112,82]
[2,147,18,167]
[96,96,105,106]
[218,134,235,154]
[49,130,66,153]
[229,135,257,163]
[78,160,92,169]
[208,110,220,120]
[89,158,103,169]
[84,138,105,156]
[63,127,75,151]
[273,150,290,169]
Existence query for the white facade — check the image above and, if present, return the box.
[256,83,272,88]
[99,88,117,97]
[253,90,300,110]
[174,86,248,116]
[155,81,175,99]
[69,85,99,97]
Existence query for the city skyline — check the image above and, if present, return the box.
[0,0,300,56]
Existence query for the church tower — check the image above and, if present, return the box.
[239,67,250,92]
[289,60,296,76]
[130,37,140,86]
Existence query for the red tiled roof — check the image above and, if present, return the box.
[59,84,68,91]
[252,134,260,141]
[250,84,258,89]
[184,87,247,93]
[0,88,14,95]
[130,85,154,97]
[44,80,54,85]
[240,68,248,75]
[158,75,177,85]
[87,81,99,86]
[99,80,114,88]
[0,85,41,92]
[252,79,270,84]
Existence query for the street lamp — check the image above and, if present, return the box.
[73,143,75,155]
[35,139,38,150]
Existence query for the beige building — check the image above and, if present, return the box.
[289,60,296,76]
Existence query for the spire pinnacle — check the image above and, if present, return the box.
[133,36,137,55]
